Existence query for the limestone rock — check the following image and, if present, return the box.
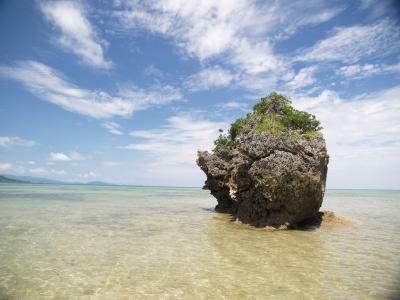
[197,92,329,228]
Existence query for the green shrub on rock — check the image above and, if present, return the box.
[214,92,322,148]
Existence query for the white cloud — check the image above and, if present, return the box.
[124,115,225,163]
[113,1,244,60]
[0,61,182,119]
[286,66,318,90]
[102,122,123,135]
[48,152,72,162]
[113,1,341,75]
[120,114,226,185]
[0,163,12,172]
[230,39,280,75]
[144,65,164,79]
[297,7,344,26]
[0,61,132,118]
[110,1,345,96]
[29,167,47,174]
[117,84,182,110]
[337,62,400,79]
[185,66,233,91]
[8,163,68,177]
[291,86,400,189]
[40,1,111,69]
[53,169,67,176]
[219,101,249,111]
[69,151,90,161]
[273,5,345,40]
[7,163,68,179]
[298,19,400,63]
[48,151,88,162]
[0,136,36,147]
[78,171,97,179]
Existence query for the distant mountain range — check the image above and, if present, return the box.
[0,175,28,184]
[0,174,115,186]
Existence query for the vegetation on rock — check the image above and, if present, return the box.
[215,92,322,148]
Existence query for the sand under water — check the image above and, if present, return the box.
[231,210,357,231]
[0,184,399,299]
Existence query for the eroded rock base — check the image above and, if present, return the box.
[229,211,355,230]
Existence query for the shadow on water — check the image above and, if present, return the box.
[201,207,355,231]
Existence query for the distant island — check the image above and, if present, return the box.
[0,174,115,186]
[0,175,28,184]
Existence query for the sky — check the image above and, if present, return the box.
[0,0,399,188]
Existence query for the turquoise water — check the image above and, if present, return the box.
[0,184,399,299]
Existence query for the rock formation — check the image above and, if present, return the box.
[197,92,329,228]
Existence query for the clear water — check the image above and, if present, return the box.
[0,184,399,299]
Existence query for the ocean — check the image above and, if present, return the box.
[0,184,399,299]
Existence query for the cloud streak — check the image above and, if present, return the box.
[113,0,342,75]
[185,66,233,91]
[0,136,36,147]
[40,1,112,69]
[102,122,123,135]
[120,115,226,185]
[48,151,89,162]
[337,62,400,79]
[0,61,182,119]
[0,163,13,172]
[297,19,400,63]
[286,66,318,90]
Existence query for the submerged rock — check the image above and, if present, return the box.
[197,92,329,228]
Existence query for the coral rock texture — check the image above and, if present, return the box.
[197,93,329,228]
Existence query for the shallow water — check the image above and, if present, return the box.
[0,184,399,299]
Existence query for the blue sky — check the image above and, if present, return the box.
[0,0,399,188]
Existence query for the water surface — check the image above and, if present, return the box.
[0,184,399,299]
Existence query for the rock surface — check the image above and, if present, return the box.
[197,93,329,228]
